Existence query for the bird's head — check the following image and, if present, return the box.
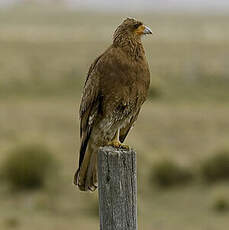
[113,18,152,44]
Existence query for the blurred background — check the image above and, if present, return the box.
[0,0,229,229]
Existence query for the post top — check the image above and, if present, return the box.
[99,146,136,155]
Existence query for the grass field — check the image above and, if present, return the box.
[0,4,229,230]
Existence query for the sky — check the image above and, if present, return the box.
[1,0,229,12]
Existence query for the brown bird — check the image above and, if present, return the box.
[74,18,152,191]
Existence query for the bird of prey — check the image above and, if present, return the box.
[74,18,152,191]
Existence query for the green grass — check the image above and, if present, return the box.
[0,4,229,230]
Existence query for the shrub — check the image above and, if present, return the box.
[201,151,229,183]
[212,197,229,213]
[151,159,193,188]
[148,84,161,100]
[4,217,20,228]
[2,144,56,190]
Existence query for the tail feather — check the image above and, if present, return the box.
[74,145,98,192]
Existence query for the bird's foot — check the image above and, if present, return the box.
[107,140,130,150]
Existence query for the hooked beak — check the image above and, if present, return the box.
[143,26,153,35]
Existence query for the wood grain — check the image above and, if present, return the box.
[98,146,137,230]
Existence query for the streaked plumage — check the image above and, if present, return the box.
[74,18,152,191]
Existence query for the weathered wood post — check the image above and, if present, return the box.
[98,146,137,230]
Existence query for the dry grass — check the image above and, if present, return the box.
[0,4,229,230]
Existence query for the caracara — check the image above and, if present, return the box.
[74,18,152,191]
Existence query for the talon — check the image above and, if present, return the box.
[107,140,130,150]
[120,144,130,150]
[107,129,130,150]
[107,140,121,148]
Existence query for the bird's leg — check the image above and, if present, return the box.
[108,129,120,148]
[107,129,130,149]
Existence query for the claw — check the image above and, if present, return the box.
[120,144,130,150]
[107,129,130,150]
[107,140,130,150]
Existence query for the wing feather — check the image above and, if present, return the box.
[119,108,140,143]
[78,55,102,168]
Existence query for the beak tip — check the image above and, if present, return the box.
[143,26,153,35]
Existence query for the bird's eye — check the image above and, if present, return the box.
[134,23,140,29]
[134,22,143,29]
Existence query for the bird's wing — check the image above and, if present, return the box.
[120,108,141,143]
[78,55,102,168]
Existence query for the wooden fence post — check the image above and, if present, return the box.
[98,146,137,230]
